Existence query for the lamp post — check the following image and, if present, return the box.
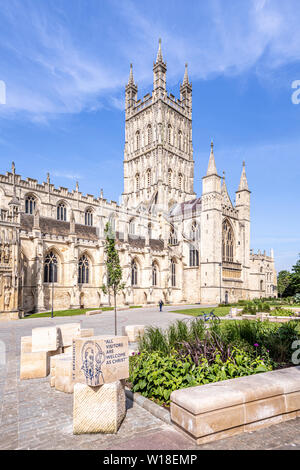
[51,263,54,319]
[219,262,222,304]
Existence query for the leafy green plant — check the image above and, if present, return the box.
[129,348,272,406]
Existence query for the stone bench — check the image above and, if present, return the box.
[170,366,300,445]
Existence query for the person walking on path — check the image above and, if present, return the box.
[159,299,164,312]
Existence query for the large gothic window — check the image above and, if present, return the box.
[78,255,89,284]
[57,203,66,221]
[25,195,36,215]
[152,262,158,286]
[222,220,234,263]
[44,251,58,283]
[85,209,93,226]
[171,259,176,287]
[131,260,138,286]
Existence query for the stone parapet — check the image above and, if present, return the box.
[170,366,300,444]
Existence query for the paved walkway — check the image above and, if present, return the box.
[1,305,300,450]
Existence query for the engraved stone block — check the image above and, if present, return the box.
[32,326,60,352]
[72,336,129,387]
[73,381,126,434]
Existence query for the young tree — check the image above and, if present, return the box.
[277,270,292,298]
[290,254,300,296]
[101,222,125,335]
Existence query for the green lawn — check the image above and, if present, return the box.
[171,306,231,317]
[24,307,113,319]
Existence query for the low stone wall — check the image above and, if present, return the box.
[170,366,300,445]
[242,313,300,323]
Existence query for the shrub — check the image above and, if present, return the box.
[139,318,206,354]
[129,348,272,406]
[294,293,300,304]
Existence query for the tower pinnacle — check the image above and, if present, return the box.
[156,38,164,63]
[206,140,218,176]
[238,161,249,191]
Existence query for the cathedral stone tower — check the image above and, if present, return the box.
[123,39,196,212]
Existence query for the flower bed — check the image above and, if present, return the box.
[128,318,300,407]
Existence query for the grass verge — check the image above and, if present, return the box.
[171,306,231,317]
[24,307,113,319]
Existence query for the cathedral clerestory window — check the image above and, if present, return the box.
[135,173,140,192]
[222,220,234,263]
[136,131,140,151]
[189,244,199,267]
[25,195,36,215]
[57,203,66,221]
[44,251,58,283]
[78,255,89,284]
[85,209,93,226]
[168,169,172,187]
[168,227,178,245]
[147,125,152,145]
[147,169,152,187]
[168,124,172,145]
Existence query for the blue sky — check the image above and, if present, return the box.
[0,0,299,272]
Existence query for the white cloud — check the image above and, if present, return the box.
[52,171,81,180]
[1,0,300,121]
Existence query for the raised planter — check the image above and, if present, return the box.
[170,366,300,445]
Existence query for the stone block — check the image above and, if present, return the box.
[32,326,60,352]
[55,356,73,394]
[80,328,95,338]
[122,325,145,343]
[171,402,245,438]
[73,381,126,434]
[245,396,285,424]
[72,336,129,386]
[21,336,32,353]
[86,310,102,316]
[20,351,50,380]
[57,323,81,347]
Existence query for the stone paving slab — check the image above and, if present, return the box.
[1,305,300,450]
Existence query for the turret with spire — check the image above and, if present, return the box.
[236,161,250,214]
[202,140,221,200]
[125,63,138,113]
[180,63,192,117]
[153,38,167,99]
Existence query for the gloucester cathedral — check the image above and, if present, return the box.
[0,40,276,318]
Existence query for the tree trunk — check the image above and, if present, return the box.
[114,290,117,336]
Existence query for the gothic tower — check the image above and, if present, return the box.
[123,39,196,212]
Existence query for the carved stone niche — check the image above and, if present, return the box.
[3,273,12,311]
